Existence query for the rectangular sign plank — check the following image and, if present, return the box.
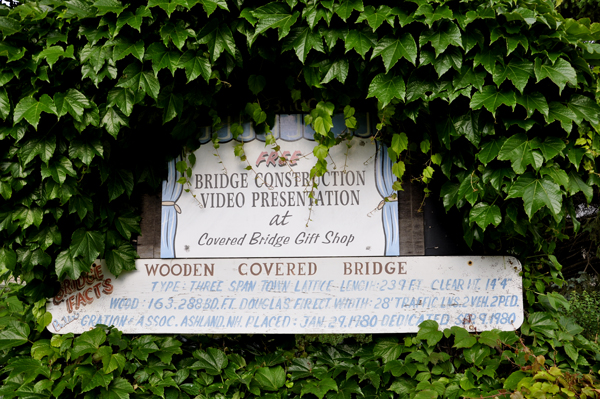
[47,256,523,334]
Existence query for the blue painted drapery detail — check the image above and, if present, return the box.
[375,142,400,256]
[162,113,399,257]
[161,157,182,258]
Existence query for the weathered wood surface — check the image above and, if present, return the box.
[47,256,523,334]
[137,193,161,258]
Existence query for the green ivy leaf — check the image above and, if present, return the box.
[248,74,266,95]
[198,0,229,16]
[282,26,325,63]
[197,19,236,62]
[545,102,576,133]
[507,174,562,218]
[0,247,17,270]
[146,42,180,76]
[5,358,50,384]
[55,248,92,280]
[329,379,362,399]
[71,328,106,358]
[160,20,194,51]
[161,91,183,124]
[392,161,406,179]
[14,95,57,130]
[415,4,453,27]
[419,22,462,57]
[453,111,491,147]
[371,34,417,71]
[367,73,405,108]
[567,170,593,203]
[101,106,129,138]
[0,320,29,350]
[103,353,126,374]
[358,5,393,31]
[541,165,569,188]
[432,47,462,77]
[54,89,91,122]
[40,156,77,184]
[334,0,364,21]
[530,136,565,162]
[414,390,438,399]
[155,337,183,363]
[107,169,134,201]
[99,377,134,399]
[116,6,152,32]
[107,87,135,117]
[504,371,527,390]
[34,45,73,69]
[82,369,114,392]
[69,138,104,165]
[93,0,125,16]
[114,215,141,240]
[17,247,52,270]
[116,62,161,99]
[0,42,25,61]
[106,243,137,275]
[178,51,212,83]
[374,338,403,363]
[31,225,62,251]
[534,58,577,95]
[492,60,533,94]
[301,377,338,399]
[0,87,9,120]
[345,28,376,59]
[313,144,329,159]
[252,3,299,40]
[18,135,56,165]
[112,38,145,62]
[320,58,349,84]
[0,16,22,37]
[391,132,409,155]
[192,348,229,375]
[516,92,548,119]
[469,202,502,231]
[417,320,443,346]
[528,312,558,337]
[567,94,600,126]
[131,336,159,361]
[478,330,501,347]
[470,85,516,117]
[463,344,490,366]
[147,0,187,17]
[255,366,287,391]
[473,45,502,75]
[477,138,504,165]
[70,228,105,264]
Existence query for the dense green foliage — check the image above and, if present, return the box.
[2,283,600,399]
[0,0,599,296]
[2,0,600,397]
[557,0,600,22]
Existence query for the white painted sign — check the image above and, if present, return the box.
[161,114,400,258]
[47,256,523,334]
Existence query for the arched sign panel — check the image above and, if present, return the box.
[160,114,400,258]
[47,256,524,334]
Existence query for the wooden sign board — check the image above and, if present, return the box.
[47,256,523,334]
[160,114,400,258]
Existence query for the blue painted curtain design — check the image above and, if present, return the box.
[161,157,182,258]
[375,142,400,256]
[161,114,400,257]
